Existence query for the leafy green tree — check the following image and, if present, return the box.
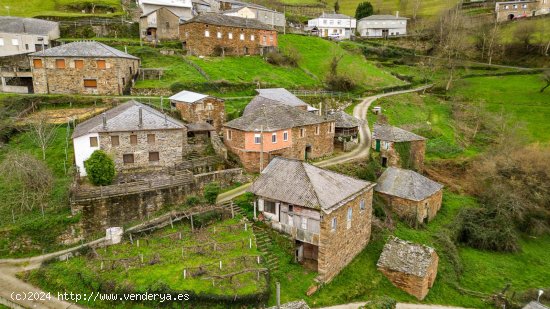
[355,2,374,20]
[203,182,221,204]
[334,0,340,13]
[84,150,115,186]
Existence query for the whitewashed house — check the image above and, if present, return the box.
[357,13,408,38]
[307,12,356,39]
[137,0,193,18]
[0,17,59,57]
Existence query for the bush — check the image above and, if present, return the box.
[170,81,186,93]
[185,195,201,207]
[203,182,221,204]
[265,49,300,67]
[84,150,116,186]
[325,74,356,91]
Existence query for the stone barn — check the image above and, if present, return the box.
[169,90,225,133]
[377,236,439,300]
[375,167,443,224]
[372,122,426,171]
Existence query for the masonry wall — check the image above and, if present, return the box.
[374,139,426,172]
[378,252,439,300]
[377,189,443,224]
[495,1,545,21]
[173,97,225,133]
[139,7,181,41]
[317,188,373,282]
[179,22,278,56]
[99,128,186,172]
[31,56,139,95]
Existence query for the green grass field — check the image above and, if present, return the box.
[332,0,456,18]
[1,0,123,17]
[499,16,550,44]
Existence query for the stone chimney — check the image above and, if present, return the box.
[102,113,107,129]
[138,107,143,128]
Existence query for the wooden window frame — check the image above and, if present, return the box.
[83,79,97,88]
[97,60,106,69]
[147,134,156,144]
[74,59,84,69]
[89,136,98,147]
[123,154,134,164]
[32,59,43,68]
[55,59,66,69]
[149,151,160,162]
[111,135,119,146]
[130,134,138,145]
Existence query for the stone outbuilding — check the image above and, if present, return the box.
[372,122,426,171]
[72,100,187,176]
[328,110,362,151]
[377,236,439,300]
[249,157,376,283]
[375,167,443,224]
[169,90,225,133]
[140,7,183,42]
[179,13,278,56]
[29,41,140,95]
[495,0,550,21]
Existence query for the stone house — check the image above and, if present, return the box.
[0,16,60,57]
[307,12,356,39]
[169,90,225,133]
[375,167,443,224]
[222,5,286,29]
[140,7,183,42]
[179,13,278,56]
[495,0,550,21]
[377,236,439,300]
[328,110,362,151]
[249,88,319,114]
[249,157,376,282]
[29,41,140,95]
[72,100,187,176]
[223,98,335,172]
[357,13,408,38]
[372,122,426,171]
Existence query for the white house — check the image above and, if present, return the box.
[137,0,193,18]
[222,5,286,28]
[357,13,408,38]
[0,16,59,57]
[307,12,356,39]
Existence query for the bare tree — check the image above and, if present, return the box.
[514,21,536,51]
[28,114,58,160]
[541,71,550,93]
[412,0,422,20]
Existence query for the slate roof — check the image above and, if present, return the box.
[72,100,184,138]
[372,122,426,142]
[267,300,310,309]
[245,88,319,115]
[30,41,139,60]
[318,12,354,19]
[169,90,209,103]
[375,167,443,201]
[523,302,549,309]
[225,101,330,132]
[139,0,192,8]
[248,157,375,213]
[377,236,436,277]
[182,13,273,30]
[185,122,215,132]
[0,17,58,35]
[360,14,408,21]
[328,111,362,128]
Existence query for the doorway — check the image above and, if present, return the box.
[305,145,312,160]
[381,157,388,167]
[508,14,515,20]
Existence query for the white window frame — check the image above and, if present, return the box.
[254,133,261,144]
[226,129,232,140]
[0,38,4,46]
[217,31,222,39]
[360,199,366,211]
[301,217,308,230]
[205,30,210,37]
[283,131,288,141]
[347,208,353,229]
[315,125,320,135]
[271,133,277,143]
[240,33,245,40]
[300,128,305,138]
[250,34,255,41]
[228,32,233,39]
[11,38,19,46]
[331,217,337,231]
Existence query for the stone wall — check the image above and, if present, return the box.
[317,187,373,282]
[378,251,438,300]
[173,96,225,133]
[377,189,442,224]
[210,131,228,160]
[31,56,139,95]
[179,22,278,56]
[139,7,181,41]
[377,140,425,172]
[99,128,187,172]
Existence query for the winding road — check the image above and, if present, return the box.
[0,85,432,309]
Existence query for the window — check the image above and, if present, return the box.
[111,135,119,146]
[360,199,366,211]
[205,30,210,37]
[11,38,18,46]
[227,129,232,140]
[217,31,222,38]
[123,154,134,164]
[328,122,335,133]
[228,32,233,39]
[522,4,527,8]
[25,44,29,50]
[130,134,138,145]
[315,125,320,135]
[74,60,84,69]
[240,33,245,40]
[147,134,155,144]
[283,131,288,141]
[264,200,276,214]
[55,59,65,69]
[513,4,517,8]
[165,21,170,29]
[149,152,159,162]
[0,38,4,46]
[505,5,509,9]
[97,60,106,69]
[331,217,337,231]
[89,136,98,147]
[288,205,293,212]
[300,128,305,138]
[271,133,277,143]
[83,79,97,88]
[250,34,255,41]
[347,208,353,229]
[33,59,43,68]
[301,217,308,230]
[254,134,261,144]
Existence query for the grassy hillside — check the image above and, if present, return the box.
[499,17,550,44]
[1,0,123,17]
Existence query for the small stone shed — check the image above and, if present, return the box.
[377,236,439,300]
[372,122,426,171]
[375,167,443,224]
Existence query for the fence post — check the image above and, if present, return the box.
[137,239,140,247]
[249,238,252,249]
[129,233,133,244]
[170,216,174,229]
[190,215,194,231]
[231,202,234,218]
[183,269,186,279]
[219,260,222,270]
[276,282,281,308]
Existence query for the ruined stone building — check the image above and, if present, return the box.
[372,122,426,171]
[375,167,443,224]
[72,100,187,176]
[179,13,278,56]
[223,95,335,172]
[169,90,225,133]
[249,157,376,282]
[377,236,439,300]
[495,0,550,21]
[328,110,362,151]
[30,41,140,95]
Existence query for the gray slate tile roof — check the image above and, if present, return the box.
[185,122,215,132]
[318,12,354,19]
[225,100,331,132]
[248,157,375,213]
[372,122,426,142]
[72,100,184,138]
[0,17,58,35]
[377,236,437,277]
[267,300,310,309]
[375,167,443,201]
[360,14,408,21]
[182,13,272,30]
[523,302,549,309]
[30,41,139,60]
[256,88,308,107]
[328,110,362,128]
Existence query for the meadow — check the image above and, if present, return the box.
[0,0,123,17]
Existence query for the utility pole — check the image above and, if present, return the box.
[259,125,264,172]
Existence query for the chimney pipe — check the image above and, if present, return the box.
[396,11,399,18]
[102,112,107,129]
[138,107,143,128]
[164,114,168,126]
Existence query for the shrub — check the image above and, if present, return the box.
[265,49,300,67]
[84,150,116,186]
[325,74,356,91]
[203,182,221,204]
[169,81,186,93]
[185,195,201,207]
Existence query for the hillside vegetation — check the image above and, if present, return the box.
[1,0,123,17]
